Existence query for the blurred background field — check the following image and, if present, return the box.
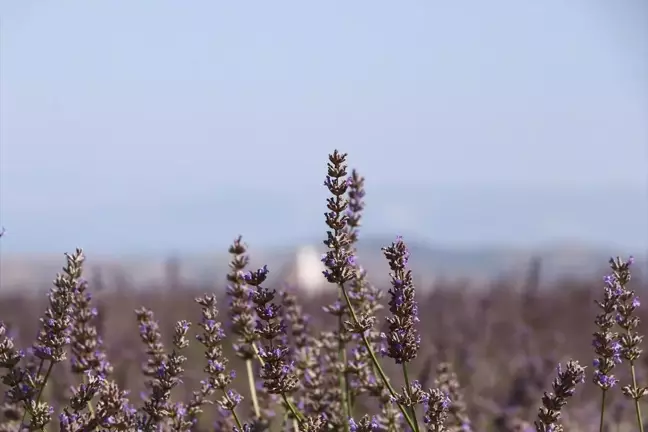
[0,256,647,430]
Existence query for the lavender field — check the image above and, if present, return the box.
[0,265,645,431]
[0,151,646,432]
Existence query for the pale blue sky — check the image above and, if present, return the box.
[0,0,647,253]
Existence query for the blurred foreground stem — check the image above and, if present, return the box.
[245,359,261,418]
[338,284,351,432]
[630,363,644,432]
[598,389,607,432]
[403,363,420,432]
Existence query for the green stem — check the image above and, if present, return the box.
[402,363,420,432]
[338,285,351,432]
[20,359,45,428]
[222,389,244,430]
[282,394,303,425]
[34,361,55,431]
[246,359,261,418]
[340,284,417,431]
[599,389,607,432]
[83,373,95,417]
[630,362,645,432]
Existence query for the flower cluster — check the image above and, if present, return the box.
[592,265,623,390]
[192,293,243,429]
[534,360,586,432]
[345,168,366,246]
[136,309,191,431]
[609,257,648,401]
[226,236,258,360]
[434,363,472,432]
[70,277,112,377]
[381,237,421,364]
[246,267,298,396]
[321,150,356,285]
[424,389,452,431]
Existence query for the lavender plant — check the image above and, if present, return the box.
[321,150,355,430]
[434,363,471,432]
[592,261,623,430]
[244,266,303,427]
[0,149,644,432]
[224,237,271,428]
[192,293,243,430]
[609,257,646,431]
[534,360,586,432]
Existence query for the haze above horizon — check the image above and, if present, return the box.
[1,0,646,254]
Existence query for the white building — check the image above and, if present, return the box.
[281,245,329,295]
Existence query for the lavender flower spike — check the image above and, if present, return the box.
[381,237,421,364]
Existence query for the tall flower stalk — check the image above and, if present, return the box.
[321,150,356,430]
[20,250,85,430]
[381,237,423,432]
[193,294,245,430]
[434,363,472,431]
[593,261,623,431]
[534,360,586,432]
[244,266,304,426]
[343,168,387,416]
[224,237,263,423]
[610,257,647,432]
[135,309,192,431]
[322,150,417,431]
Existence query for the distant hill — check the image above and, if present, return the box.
[1,237,644,292]
[1,185,646,254]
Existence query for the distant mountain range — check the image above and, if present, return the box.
[1,236,644,292]
[1,185,646,291]
[0,184,646,254]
